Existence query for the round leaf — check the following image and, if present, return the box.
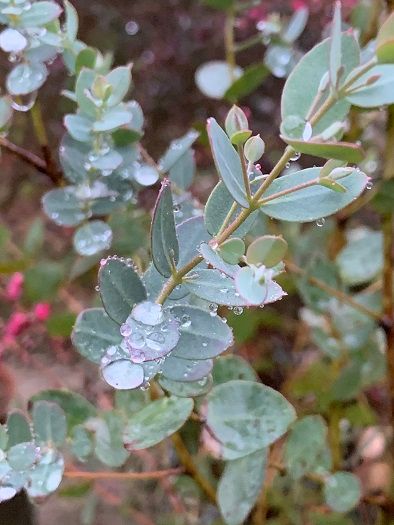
[73,221,113,256]
[123,397,193,449]
[71,308,122,363]
[246,236,288,267]
[206,380,296,459]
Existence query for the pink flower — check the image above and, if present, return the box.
[33,303,51,322]
[5,272,24,301]
[292,0,307,10]
[4,312,29,337]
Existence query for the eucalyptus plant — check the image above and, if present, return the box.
[1,1,394,524]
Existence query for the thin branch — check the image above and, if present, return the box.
[0,136,47,174]
[63,467,183,480]
[30,102,62,184]
[171,433,217,503]
[285,260,381,321]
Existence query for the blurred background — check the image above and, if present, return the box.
[1,1,391,524]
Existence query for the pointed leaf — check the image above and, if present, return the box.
[260,167,368,222]
[207,118,249,207]
[99,257,147,324]
[281,34,359,139]
[151,180,179,277]
[282,137,364,162]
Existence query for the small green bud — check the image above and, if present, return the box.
[244,134,265,163]
[225,105,249,138]
[91,75,111,100]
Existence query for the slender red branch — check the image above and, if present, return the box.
[63,467,183,480]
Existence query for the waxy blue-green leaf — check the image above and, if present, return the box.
[282,137,365,163]
[143,263,189,302]
[6,62,47,95]
[219,238,245,265]
[19,1,62,27]
[199,242,239,278]
[169,305,233,360]
[93,106,132,132]
[64,114,93,142]
[346,65,394,108]
[7,443,36,471]
[281,34,359,139]
[32,401,67,447]
[27,451,64,498]
[73,221,112,256]
[176,216,210,268]
[376,12,394,63]
[169,149,195,190]
[161,355,213,382]
[260,167,368,222]
[158,130,199,172]
[105,66,132,107]
[207,380,296,459]
[218,449,267,525]
[99,257,147,325]
[6,412,32,447]
[0,96,12,129]
[323,472,361,512]
[75,68,96,117]
[184,268,248,306]
[70,426,93,461]
[212,355,258,385]
[64,0,78,41]
[207,118,249,207]
[71,308,121,363]
[246,235,288,267]
[329,2,342,88]
[94,412,129,467]
[151,180,179,277]
[30,390,96,430]
[123,397,193,449]
[235,266,286,306]
[204,182,257,236]
[159,375,213,397]
[282,6,308,43]
[336,229,383,286]
[284,415,331,479]
[196,61,243,99]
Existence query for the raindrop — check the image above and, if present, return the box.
[285,162,290,169]
[130,349,145,363]
[366,181,373,190]
[316,218,326,227]
[101,359,144,389]
[302,121,313,141]
[209,303,218,317]
[11,90,37,112]
[290,151,301,161]
[233,306,244,315]
[95,285,100,292]
[180,314,191,328]
[125,20,140,36]
[120,323,132,337]
[129,331,145,349]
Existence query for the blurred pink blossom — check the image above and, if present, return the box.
[33,303,51,321]
[4,312,29,339]
[5,272,24,301]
